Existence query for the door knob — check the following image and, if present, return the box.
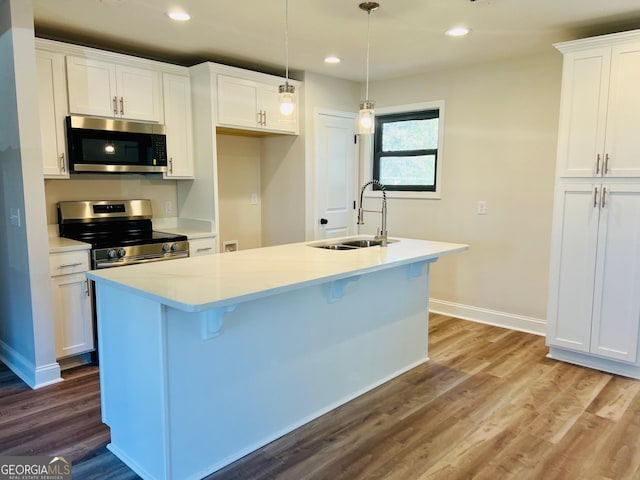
[320,218,328,225]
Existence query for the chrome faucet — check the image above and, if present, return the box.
[357,180,387,246]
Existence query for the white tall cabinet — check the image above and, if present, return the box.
[547,30,640,378]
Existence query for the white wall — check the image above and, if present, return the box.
[260,91,306,246]
[217,134,262,250]
[365,51,563,333]
[0,0,60,388]
[302,72,360,240]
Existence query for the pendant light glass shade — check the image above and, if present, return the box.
[279,0,295,116]
[358,2,379,135]
[358,100,375,134]
[279,83,295,116]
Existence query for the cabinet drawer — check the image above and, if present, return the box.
[189,237,217,256]
[49,250,90,276]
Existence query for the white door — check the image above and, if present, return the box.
[51,273,94,358]
[217,75,260,128]
[66,56,117,118]
[314,112,358,239]
[556,48,611,177]
[590,184,640,361]
[603,42,640,177]
[546,183,600,353]
[116,64,162,122]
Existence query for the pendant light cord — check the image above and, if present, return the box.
[365,9,371,100]
[285,0,289,82]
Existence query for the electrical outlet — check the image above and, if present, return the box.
[164,200,173,215]
[477,201,486,215]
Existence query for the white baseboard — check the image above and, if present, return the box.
[0,339,62,389]
[429,298,546,336]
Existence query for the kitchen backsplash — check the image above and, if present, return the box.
[44,176,178,225]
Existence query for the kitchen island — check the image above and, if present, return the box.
[87,236,467,480]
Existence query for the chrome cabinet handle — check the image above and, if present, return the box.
[595,154,601,175]
[602,187,608,207]
[85,280,90,297]
[257,111,262,126]
[119,97,124,116]
[262,110,267,126]
[593,186,599,208]
[196,247,213,252]
[59,262,83,268]
[113,96,118,116]
[169,157,173,174]
[604,153,610,175]
[60,153,66,172]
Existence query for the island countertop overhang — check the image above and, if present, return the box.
[86,236,468,312]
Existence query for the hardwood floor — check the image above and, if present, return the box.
[2,314,640,479]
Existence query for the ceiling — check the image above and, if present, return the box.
[32,0,640,83]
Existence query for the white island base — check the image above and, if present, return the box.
[90,238,467,479]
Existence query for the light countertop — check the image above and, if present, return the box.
[48,225,91,253]
[87,236,468,313]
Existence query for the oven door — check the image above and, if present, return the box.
[94,252,189,269]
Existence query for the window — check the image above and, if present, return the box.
[373,107,441,194]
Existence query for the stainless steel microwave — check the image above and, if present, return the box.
[65,115,168,174]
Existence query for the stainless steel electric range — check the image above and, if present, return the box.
[57,199,189,269]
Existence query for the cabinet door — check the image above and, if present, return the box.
[547,183,600,352]
[217,75,260,129]
[66,56,118,118]
[603,42,640,177]
[51,273,94,359]
[116,64,162,122]
[556,48,611,177]
[36,50,69,178]
[163,73,194,178]
[590,185,640,361]
[260,83,298,134]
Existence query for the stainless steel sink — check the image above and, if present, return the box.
[315,244,359,250]
[309,237,397,250]
[341,239,383,248]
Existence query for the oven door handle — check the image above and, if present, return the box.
[94,253,189,269]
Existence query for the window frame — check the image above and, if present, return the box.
[363,101,445,200]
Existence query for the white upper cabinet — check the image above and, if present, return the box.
[217,74,298,134]
[556,37,640,177]
[36,50,69,178]
[66,56,163,122]
[163,73,194,179]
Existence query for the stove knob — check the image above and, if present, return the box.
[162,243,171,253]
[117,248,126,258]
[171,243,179,251]
[107,249,117,259]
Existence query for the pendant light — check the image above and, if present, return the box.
[358,2,379,135]
[279,0,295,116]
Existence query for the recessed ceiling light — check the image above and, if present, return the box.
[324,55,341,64]
[167,9,191,21]
[446,26,470,37]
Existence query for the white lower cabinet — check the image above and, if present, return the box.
[547,182,640,374]
[189,236,218,256]
[49,251,94,359]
